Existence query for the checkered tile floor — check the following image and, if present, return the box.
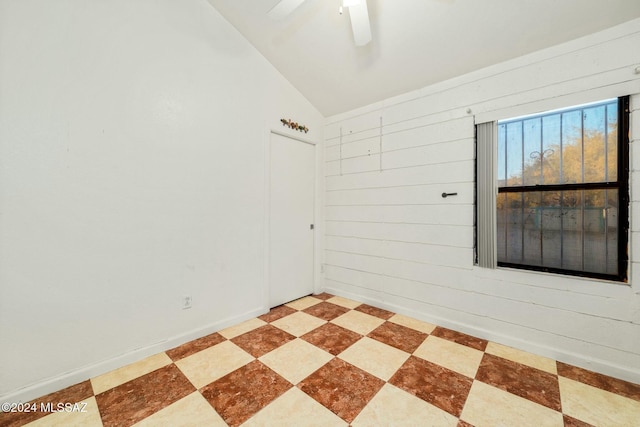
[3,293,640,426]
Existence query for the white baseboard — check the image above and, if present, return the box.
[0,306,268,405]
[323,286,640,385]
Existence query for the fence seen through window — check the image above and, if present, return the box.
[496,97,628,280]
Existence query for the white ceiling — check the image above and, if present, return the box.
[206,0,640,116]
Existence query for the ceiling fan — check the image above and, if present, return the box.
[267,0,372,46]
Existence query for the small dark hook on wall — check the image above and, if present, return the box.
[442,192,458,198]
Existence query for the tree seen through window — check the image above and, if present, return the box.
[496,98,628,280]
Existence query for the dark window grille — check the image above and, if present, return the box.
[496,97,629,281]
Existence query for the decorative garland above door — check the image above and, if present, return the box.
[280,118,309,134]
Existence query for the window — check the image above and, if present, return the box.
[477,96,629,281]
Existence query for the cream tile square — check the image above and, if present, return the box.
[352,384,458,427]
[326,295,361,309]
[175,341,254,389]
[485,342,557,374]
[285,296,323,310]
[241,387,348,426]
[91,352,172,394]
[559,376,640,427]
[388,314,437,334]
[25,397,102,427]
[132,392,227,427]
[331,310,385,336]
[259,338,333,384]
[271,311,327,337]
[413,336,483,378]
[338,337,410,381]
[218,318,267,339]
[460,381,563,427]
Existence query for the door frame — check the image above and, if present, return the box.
[263,128,322,310]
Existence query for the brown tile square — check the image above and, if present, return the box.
[258,304,297,322]
[367,321,428,353]
[298,358,384,423]
[0,380,93,427]
[313,292,334,300]
[476,353,561,411]
[557,361,640,402]
[166,332,226,361]
[457,420,475,427]
[354,303,395,320]
[231,324,296,358]
[200,360,292,427]
[431,326,488,351]
[563,414,595,427]
[389,355,473,417]
[95,364,195,427]
[303,301,350,321]
[300,323,362,355]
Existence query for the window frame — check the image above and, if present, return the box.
[476,96,630,282]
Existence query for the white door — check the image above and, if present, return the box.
[269,133,315,307]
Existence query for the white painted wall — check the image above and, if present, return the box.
[0,0,323,401]
[323,18,640,383]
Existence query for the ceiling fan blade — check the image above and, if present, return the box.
[347,1,372,46]
[267,0,306,19]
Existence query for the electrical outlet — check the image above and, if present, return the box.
[182,295,192,310]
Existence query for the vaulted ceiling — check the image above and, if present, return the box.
[206,0,640,116]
